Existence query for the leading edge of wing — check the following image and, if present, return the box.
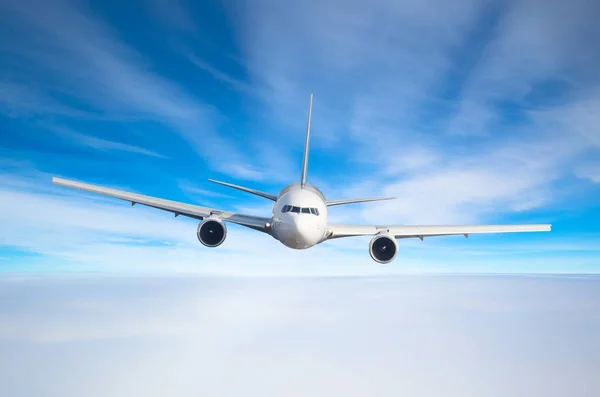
[327,223,552,239]
[51,177,271,232]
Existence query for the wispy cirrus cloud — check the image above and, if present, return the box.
[149,0,198,32]
[0,81,99,119]
[1,0,198,119]
[178,181,234,200]
[44,124,168,159]
[575,162,600,184]
[187,54,250,93]
[0,0,277,180]
[222,0,600,227]
[1,0,599,272]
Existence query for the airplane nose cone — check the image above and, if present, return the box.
[292,216,319,248]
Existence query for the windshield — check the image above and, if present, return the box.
[282,205,319,215]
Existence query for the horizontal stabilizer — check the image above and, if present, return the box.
[326,197,396,206]
[208,179,277,201]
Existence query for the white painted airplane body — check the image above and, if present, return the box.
[52,94,551,264]
[271,182,328,249]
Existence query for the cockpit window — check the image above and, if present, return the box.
[283,205,319,215]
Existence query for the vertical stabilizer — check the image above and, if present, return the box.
[300,93,313,188]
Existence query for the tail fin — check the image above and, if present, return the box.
[300,93,313,188]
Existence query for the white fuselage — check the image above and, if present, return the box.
[271,183,328,249]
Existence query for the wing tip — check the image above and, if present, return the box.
[52,176,68,186]
[533,224,552,232]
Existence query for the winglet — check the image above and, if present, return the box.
[300,93,313,188]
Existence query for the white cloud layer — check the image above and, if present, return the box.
[0,275,599,396]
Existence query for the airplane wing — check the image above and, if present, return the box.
[327,223,551,240]
[52,177,271,233]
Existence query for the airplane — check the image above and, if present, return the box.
[52,94,551,264]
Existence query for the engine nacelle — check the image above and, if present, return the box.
[197,217,227,247]
[369,233,398,264]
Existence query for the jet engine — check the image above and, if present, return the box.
[369,233,398,264]
[197,217,227,247]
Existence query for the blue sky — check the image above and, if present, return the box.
[1,0,599,274]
